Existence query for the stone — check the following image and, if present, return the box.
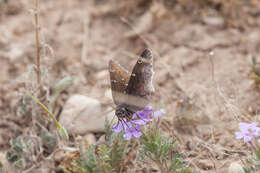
[228,162,244,173]
[96,135,106,145]
[202,16,224,27]
[105,89,112,100]
[59,94,113,135]
[197,159,214,170]
[84,133,96,145]
[54,150,68,162]
[54,147,79,162]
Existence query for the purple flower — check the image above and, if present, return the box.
[235,122,260,143]
[123,125,142,140]
[113,121,124,133]
[113,120,143,140]
[113,105,166,140]
[135,105,165,119]
[153,109,165,118]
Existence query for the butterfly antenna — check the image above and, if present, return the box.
[97,107,116,118]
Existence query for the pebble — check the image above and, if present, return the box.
[228,162,244,173]
[84,133,96,145]
[59,94,113,135]
[197,159,214,170]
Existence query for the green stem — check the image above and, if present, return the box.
[25,90,68,140]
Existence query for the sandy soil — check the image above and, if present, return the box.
[1,0,260,172]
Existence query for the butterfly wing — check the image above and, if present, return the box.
[125,48,154,111]
[109,60,131,105]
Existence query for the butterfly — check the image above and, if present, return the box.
[108,49,154,121]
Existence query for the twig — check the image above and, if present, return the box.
[22,164,39,173]
[208,51,243,121]
[34,0,41,86]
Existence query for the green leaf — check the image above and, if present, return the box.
[6,152,18,163]
[256,149,260,160]
[53,76,73,94]
[59,126,69,140]
[14,159,25,169]
[243,167,251,173]
[139,122,193,173]
[80,145,97,172]
[10,137,27,154]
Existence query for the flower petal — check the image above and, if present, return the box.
[144,105,153,111]
[239,122,250,132]
[113,123,123,133]
[123,132,132,140]
[244,134,253,143]
[235,132,243,139]
[136,111,150,119]
[132,131,142,138]
[153,109,165,118]
[251,122,259,128]
[133,119,147,125]
[132,113,137,119]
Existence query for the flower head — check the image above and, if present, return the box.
[123,125,142,140]
[113,119,143,140]
[235,122,260,143]
[113,105,165,140]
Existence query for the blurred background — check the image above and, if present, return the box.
[1,0,260,172]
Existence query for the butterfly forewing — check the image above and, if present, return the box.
[109,49,154,120]
[109,60,130,105]
[125,49,154,111]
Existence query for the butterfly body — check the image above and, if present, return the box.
[109,49,154,120]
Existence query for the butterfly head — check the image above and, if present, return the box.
[140,48,152,60]
[115,104,134,120]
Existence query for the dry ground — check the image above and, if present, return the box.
[1,0,260,172]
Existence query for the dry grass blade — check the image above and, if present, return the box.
[34,0,41,86]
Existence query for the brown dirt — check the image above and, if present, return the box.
[1,0,260,172]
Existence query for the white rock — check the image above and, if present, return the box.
[228,162,244,173]
[96,135,106,145]
[105,89,112,100]
[203,16,224,27]
[59,94,113,134]
[53,150,67,162]
[84,133,96,145]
